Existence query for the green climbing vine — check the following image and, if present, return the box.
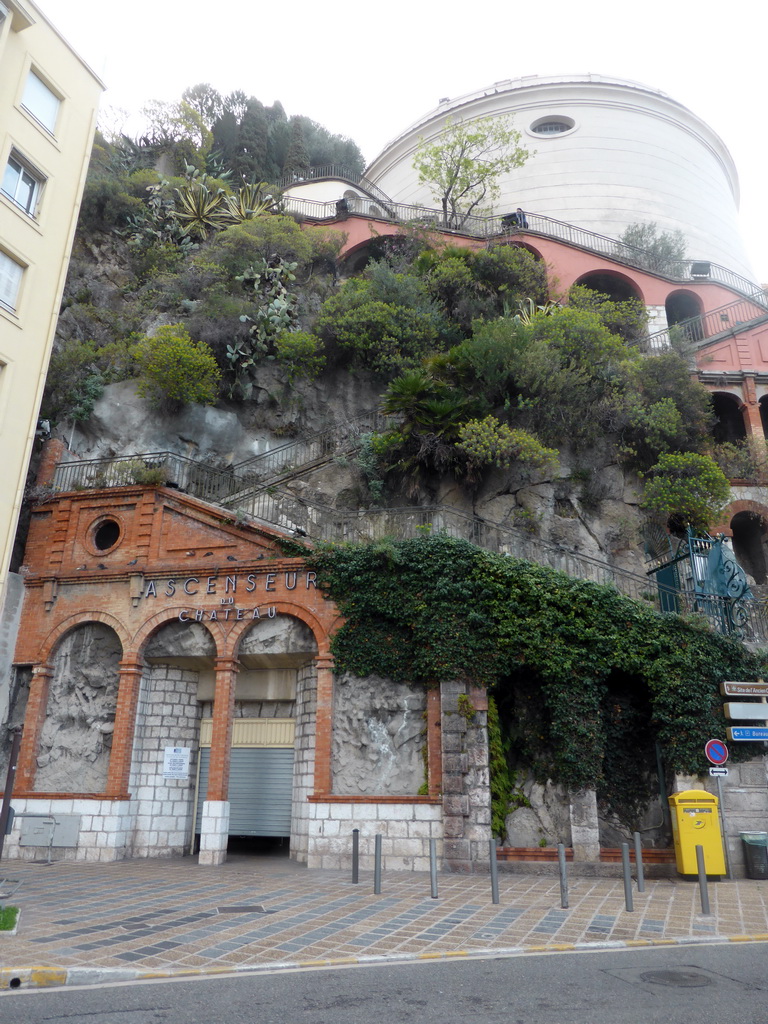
[307,534,766,818]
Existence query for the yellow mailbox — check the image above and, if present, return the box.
[668,789,726,875]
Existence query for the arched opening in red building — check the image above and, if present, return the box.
[730,510,768,584]
[711,392,746,444]
[665,290,704,342]
[574,270,643,304]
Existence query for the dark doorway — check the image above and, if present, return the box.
[712,393,746,444]
[576,272,641,303]
[730,511,768,584]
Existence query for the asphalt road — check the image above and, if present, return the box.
[2,942,767,1024]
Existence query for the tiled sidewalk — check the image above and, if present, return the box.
[1,856,767,988]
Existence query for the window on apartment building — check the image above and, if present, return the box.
[0,1,8,26]
[21,70,60,135]
[0,250,23,311]
[2,151,44,215]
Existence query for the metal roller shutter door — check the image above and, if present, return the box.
[196,747,294,837]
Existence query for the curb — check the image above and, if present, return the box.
[4,934,768,991]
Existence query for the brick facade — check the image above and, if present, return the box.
[5,474,483,870]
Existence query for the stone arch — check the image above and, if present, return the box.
[229,600,332,661]
[574,269,644,303]
[494,240,544,262]
[133,608,226,661]
[711,391,746,444]
[35,620,123,794]
[37,610,130,666]
[712,499,768,536]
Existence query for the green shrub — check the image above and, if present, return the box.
[135,324,221,409]
[274,330,325,383]
[641,452,731,533]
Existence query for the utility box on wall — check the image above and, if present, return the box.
[19,815,81,848]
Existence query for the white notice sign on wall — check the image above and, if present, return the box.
[163,746,191,780]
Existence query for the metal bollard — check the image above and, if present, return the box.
[621,842,634,912]
[429,838,438,899]
[557,843,569,909]
[352,828,359,884]
[374,834,382,895]
[633,831,645,893]
[489,839,500,905]
[696,845,711,915]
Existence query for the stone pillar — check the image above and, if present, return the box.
[105,655,144,798]
[440,680,491,873]
[312,655,334,795]
[15,664,52,791]
[198,801,230,867]
[741,377,766,441]
[569,788,600,862]
[201,656,238,866]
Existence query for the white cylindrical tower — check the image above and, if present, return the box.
[365,74,755,282]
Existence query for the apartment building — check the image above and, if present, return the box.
[0,0,102,637]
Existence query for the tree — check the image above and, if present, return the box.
[618,222,687,275]
[641,452,730,533]
[413,115,530,228]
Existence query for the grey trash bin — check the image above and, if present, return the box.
[740,832,768,879]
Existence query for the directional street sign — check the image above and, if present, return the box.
[727,727,768,742]
[709,766,729,777]
[704,739,729,765]
[721,681,768,697]
[724,702,768,721]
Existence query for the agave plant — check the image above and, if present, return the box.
[223,181,279,223]
[172,181,230,239]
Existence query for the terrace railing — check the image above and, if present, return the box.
[644,292,768,351]
[280,194,765,301]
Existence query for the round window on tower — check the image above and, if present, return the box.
[91,517,122,552]
[528,116,576,138]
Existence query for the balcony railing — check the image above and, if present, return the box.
[280,194,765,302]
[645,292,768,351]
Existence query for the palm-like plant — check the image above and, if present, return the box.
[223,181,279,223]
[172,181,230,239]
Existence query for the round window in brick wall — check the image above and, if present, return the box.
[92,518,121,552]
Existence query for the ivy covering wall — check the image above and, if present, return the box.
[308,534,764,817]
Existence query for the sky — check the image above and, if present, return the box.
[39,0,768,280]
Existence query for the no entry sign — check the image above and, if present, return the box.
[705,739,729,765]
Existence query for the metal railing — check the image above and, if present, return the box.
[51,452,235,501]
[51,414,396,504]
[645,292,768,351]
[275,165,396,212]
[231,489,768,642]
[222,412,396,502]
[279,195,765,300]
[51,444,768,642]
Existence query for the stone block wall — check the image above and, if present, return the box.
[441,681,492,872]
[305,800,443,871]
[3,797,132,862]
[290,662,317,863]
[127,665,200,858]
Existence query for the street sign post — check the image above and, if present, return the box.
[704,739,729,765]
[721,681,768,697]
[727,726,768,742]
[724,703,768,721]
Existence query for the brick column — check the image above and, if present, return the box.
[426,687,442,798]
[105,655,144,798]
[206,656,239,801]
[35,438,67,488]
[312,655,334,795]
[741,377,766,441]
[16,664,52,791]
